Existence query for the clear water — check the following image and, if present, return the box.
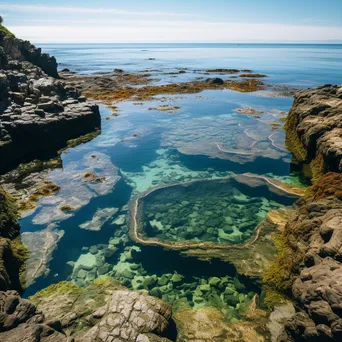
[42,43,342,86]
[16,43,341,319]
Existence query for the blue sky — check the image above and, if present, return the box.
[2,0,342,43]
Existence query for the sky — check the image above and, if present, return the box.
[2,0,342,43]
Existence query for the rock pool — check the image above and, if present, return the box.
[1,56,310,326]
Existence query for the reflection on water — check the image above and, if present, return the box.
[14,44,323,322]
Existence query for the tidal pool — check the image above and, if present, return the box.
[9,79,305,323]
[136,178,295,245]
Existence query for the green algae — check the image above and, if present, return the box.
[0,186,19,239]
[66,129,101,148]
[30,281,83,302]
[284,113,307,162]
[309,153,325,183]
[0,24,14,37]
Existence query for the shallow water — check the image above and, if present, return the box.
[15,43,338,321]
[42,43,342,86]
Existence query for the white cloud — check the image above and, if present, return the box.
[0,3,193,17]
[8,22,342,43]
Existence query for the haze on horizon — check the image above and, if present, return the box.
[2,0,342,43]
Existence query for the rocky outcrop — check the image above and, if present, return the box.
[0,290,68,341]
[276,190,342,341]
[272,84,342,341]
[0,31,58,78]
[285,84,342,179]
[0,34,101,173]
[30,277,173,342]
[1,278,174,341]
[0,186,27,292]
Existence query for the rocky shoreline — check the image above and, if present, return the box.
[0,31,101,173]
[269,85,342,341]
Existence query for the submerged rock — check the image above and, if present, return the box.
[22,225,64,287]
[79,207,118,231]
[175,305,267,341]
[31,152,121,226]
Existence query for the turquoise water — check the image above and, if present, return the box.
[16,44,339,318]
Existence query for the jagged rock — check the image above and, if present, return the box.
[0,35,101,173]
[0,290,67,341]
[0,32,58,78]
[286,84,342,173]
[275,187,342,341]
[30,277,173,342]
[205,77,224,85]
[0,186,26,292]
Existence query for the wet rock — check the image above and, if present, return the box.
[79,207,118,231]
[175,306,266,341]
[22,225,64,287]
[89,245,98,254]
[205,77,224,85]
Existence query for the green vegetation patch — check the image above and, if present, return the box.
[0,24,15,37]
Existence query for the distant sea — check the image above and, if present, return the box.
[40,43,342,87]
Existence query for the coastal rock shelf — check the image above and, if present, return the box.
[129,174,301,250]
[286,84,342,178]
[0,31,101,173]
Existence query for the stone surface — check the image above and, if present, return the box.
[278,207,342,341]
[30,277,173,342]
[79,207,118,231]
[276,86,342,341]
[22,225,64,287]
[0,33,101,173]
[0,290,67,341]
[0,185,26,291]
[286,84,342,173]
[175,306,267,342]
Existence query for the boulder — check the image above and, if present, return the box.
[0,290,67,342]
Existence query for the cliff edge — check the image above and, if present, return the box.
[0,29,101,173]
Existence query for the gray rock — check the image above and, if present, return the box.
[0,290,67,341]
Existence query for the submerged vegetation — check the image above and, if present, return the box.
[84,79,266,105]
[20,182,61,212]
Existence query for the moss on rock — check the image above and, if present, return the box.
[29,281,83,302]
[0,185,19,239]
[0,24,15,37]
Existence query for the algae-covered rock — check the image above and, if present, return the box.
[0,185,19,239]
[285,85,342,178]
[0,186,28,291]
[30,277,173,341]
[175,305,267,342]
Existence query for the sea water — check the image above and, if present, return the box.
[17,43,342,319]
